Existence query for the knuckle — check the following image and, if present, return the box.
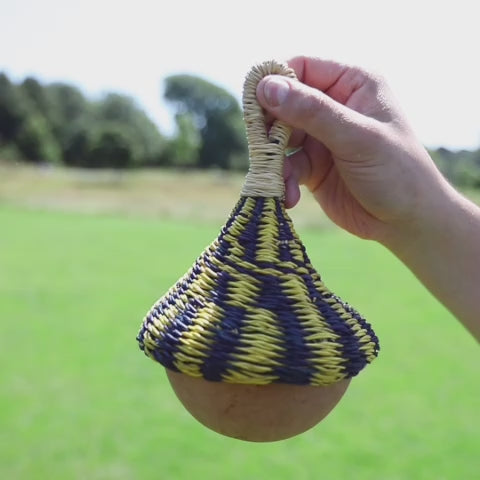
[347,65,387,92]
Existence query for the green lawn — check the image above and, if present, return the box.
[0,205,478,480]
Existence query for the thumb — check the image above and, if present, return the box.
[256,75,371,153]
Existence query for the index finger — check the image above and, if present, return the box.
[287,56,350,92]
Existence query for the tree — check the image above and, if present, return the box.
[85,122,138,169]
[0,74,62,163]
[15,112,61,163]
[20,77,53,118]
[163,112,201,168]
[43,83,92,157]
[95,93,165,165]
[164,75,247,169]
[0,73,27,143]
[62,125,92,167]
[431,147,480,189]
[17,77,62,163]
[46,82,89,126]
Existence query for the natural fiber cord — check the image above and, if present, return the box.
[137,60,380,386]
[241,61,296,198]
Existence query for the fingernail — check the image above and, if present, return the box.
[263,76,290,107]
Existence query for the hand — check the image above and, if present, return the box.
[256,56,446,242]
[257,56,480,340]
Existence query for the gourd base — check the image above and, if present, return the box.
[167,370,351,442]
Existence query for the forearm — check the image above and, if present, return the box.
[382,180,480,341]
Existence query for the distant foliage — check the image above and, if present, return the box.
[15,112,61,163]
[94,93,165,166]
[0,70,251,171]
[430,147,480,188]
[1,70,479,183]
[0,72,166,168]
[161,112,201,168]
[163,74,248,170]
[0,73,28,143]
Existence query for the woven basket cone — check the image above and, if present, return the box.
[136,61,380,441]
[138,195,379,385]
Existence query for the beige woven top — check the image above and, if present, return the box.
[241,61,297,199]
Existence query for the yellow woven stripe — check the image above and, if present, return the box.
[140,248,221,365]
[343,316,378,362]
[311,270,378,363]
[221,270,284,384]
[219,255,309,281]
[167,246,244,376]
[222,319,284,384]
[140,276,189,357]
[310,274,379,368]
[255,198,279,263]
[220,197,257,258]
[280,274,347,385]
[173,299,224,377]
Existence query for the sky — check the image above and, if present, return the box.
[1,0,479,150]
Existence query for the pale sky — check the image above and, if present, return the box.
[1,0,479,150]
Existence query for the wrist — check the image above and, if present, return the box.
[377,173,458,256]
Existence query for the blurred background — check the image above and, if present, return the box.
[1,1,479,479]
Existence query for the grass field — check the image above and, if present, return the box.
[1,165,479,479]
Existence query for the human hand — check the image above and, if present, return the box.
[256,56,447,242]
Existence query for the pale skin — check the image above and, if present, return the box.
[256,56,480,341]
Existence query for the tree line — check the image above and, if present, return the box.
[430,147,480,189]
[1,71,479,188]
[0,71,248,171]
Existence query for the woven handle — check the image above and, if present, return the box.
[241,60,297,198]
